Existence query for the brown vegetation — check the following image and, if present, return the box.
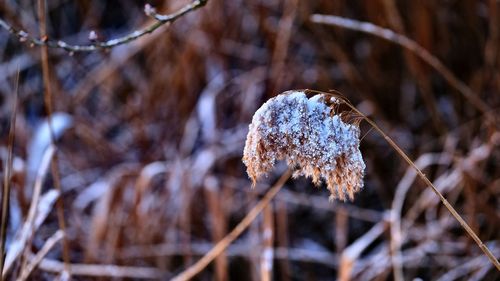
[0,0,499,280]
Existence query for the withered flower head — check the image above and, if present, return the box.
[243,91,365,201]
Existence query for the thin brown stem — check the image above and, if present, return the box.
[37,0,71,273]
[0,0,208,53]
[0,70,19,281]
[260,204,274,281]
[305,89,500,271]
[171,170,292,281]
[269,0,298,93]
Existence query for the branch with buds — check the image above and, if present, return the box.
[0,0,208,53]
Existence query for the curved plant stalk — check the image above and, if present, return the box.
[310,15,497,127]
[305,89,500,271]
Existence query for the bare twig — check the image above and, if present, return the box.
[171,170,292,281]
[306,89,500,271]
[0,0,208,52]
[310,15,497,125]
[0,69,19,281]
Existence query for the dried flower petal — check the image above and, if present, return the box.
[243,91,365,201]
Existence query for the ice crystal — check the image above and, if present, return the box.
[243,91,365,201]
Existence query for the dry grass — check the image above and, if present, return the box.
[0,0,499,280]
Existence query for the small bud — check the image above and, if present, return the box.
[88,30,98,42]
[57,40,69,48]
[144,4,156,17]
[18,30,28,42]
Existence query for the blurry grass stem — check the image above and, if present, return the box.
[0,70,19,281]
[2,146,56,275]
[36,258,164,279]
[339,220,387,280]
[310,14,498,127]
[305,89,500,271]
[37,0,71,273]
[18,230,64,281]
[0,0,208,52]
[171,170,292,281]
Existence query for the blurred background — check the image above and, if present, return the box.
[0,0,499,280]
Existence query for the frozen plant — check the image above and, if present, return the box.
[243,91,365,201]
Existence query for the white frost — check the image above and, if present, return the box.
[243,91,365,200]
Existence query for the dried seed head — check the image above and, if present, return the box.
[243,91,365,201]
